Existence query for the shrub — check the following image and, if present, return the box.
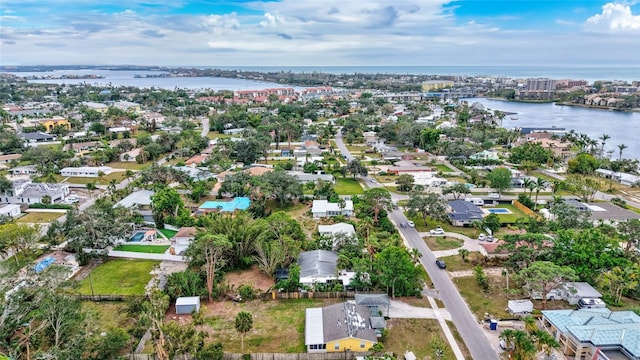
[238,284,257,301]
[29,203,73,210]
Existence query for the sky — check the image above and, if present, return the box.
[1,0,639,67]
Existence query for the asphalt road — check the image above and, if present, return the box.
[334,134,499,359]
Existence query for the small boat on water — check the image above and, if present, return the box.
[510,116,518,120]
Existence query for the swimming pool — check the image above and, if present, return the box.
[34,257,55,273]
[199,197,251,211]
[486,208,512,214]
[130,232,145,242]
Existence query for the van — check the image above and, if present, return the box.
[464,198,484,206]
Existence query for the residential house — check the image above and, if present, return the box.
[470,150,499,161]
[112,101,141,112]
[446,200,484,227]
[1,180,69,204]
[185,155,209,166]
[584,202,640,224]
[387,160,433,175]
[82,101,108,114]
[0,154,22,165]
[172,227,197,255]
[305,302,378,353]
[172,166,215,181]
[115,190,154,209]
[245,165,274,177]
[363,131,378,145]
[541,308,640,360]
[20,132,54,143]
[120,148,141,162]
[564,199,591,212]
[63,141,102,153]
[38,117,70,132]
[140,111,165,126]
[60,166,113,178]
[289,172,335,184]
[223,128,245,136]
[298,250,340,285]
[318,222,356,249]
[354,293,390,319]
[527,282,602,305]
[595,169,640,187]
[0,204,21,218]
[311,200,354,218]
[10,165,37,176]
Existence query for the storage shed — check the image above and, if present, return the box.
[507,300,534,315]
[175,296,201,315]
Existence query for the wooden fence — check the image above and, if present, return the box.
[224,352,371,360]
[75,294,135,302]
[512,199,540,218]
[260,291,379,300]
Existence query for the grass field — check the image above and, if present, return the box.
[203,298,339,353]
[435,164,454,173]
[107,161,149,170]
[493,204,529,223]
[112,244,170,254]
[385,319,465,360]
[206,132,232,140]
[424,236,464,251]
[77,259,159,295]
[16,212,62,223]
[334,177,364,195]
[159,229,177,239]
[404,213,477,237]
[63,172,127,185]
[439,252,487,272]
[455,276,511,320]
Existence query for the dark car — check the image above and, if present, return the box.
[435,259,446,269]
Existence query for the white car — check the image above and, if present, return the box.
[406,220,415,228]
[478,234,486,241]
[430,227,445,235]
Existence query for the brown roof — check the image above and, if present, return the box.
[245,166,273,176]
[174,227,198,238]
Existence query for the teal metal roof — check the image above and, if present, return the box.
[542,309,640,358]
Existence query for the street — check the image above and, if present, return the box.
[334,134,499,359]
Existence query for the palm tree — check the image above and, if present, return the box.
[235,311,253,353]
[599,134,610,158]
[458,248,469,262]
[533,178,547,209]
[617,144,627,162]
[522,316,538,335]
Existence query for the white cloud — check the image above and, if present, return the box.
[585,2,640,32]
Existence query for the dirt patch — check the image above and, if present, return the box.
[223,265,275,292]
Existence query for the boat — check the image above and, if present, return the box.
[510,116,518,120]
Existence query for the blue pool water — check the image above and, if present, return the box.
[487,208,512,214]
[199,197,251,211]
[129,232,145,242]
[34,257,55,273]
[465,183,476,189]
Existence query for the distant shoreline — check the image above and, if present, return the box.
[481,97,639,113]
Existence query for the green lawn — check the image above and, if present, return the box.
[404,213,477,237]
[159,229,177,239]
[424,236,464,251]
[435,164,454,173]
[439,252,487,272]
[63,172,127,185]
[16,212,62,223]
[206,132,231,140]
[112,244,170,254]
[334,177,364,195]
[107,161,149,170]
[77,259,159,295]
[493,204,529,223]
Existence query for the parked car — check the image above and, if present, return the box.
[370,178,377,183]
[430,227,445,235]
[478,233,486,241]
[488,193,501,198]
[486,235,494,242]
[407,220,415,228]
[400,222,406,228]
[435,259,446,269]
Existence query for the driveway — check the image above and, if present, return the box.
[389,300,452,321]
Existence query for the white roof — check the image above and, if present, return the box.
[318,223,356,236]
[175,296,200,306]
[305,308,324,345]
[60,166,112,173]
[116,190,154,208]
[311,200,353,213]
[0,204,21,213]
[508,300,533,313]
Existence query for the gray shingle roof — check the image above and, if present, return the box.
[298,250,338,278]
[355,294,390,307]
[321,302,378,343]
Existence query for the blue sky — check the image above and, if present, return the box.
[1,0,639,66]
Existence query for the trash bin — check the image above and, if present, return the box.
[489,319,498,331]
